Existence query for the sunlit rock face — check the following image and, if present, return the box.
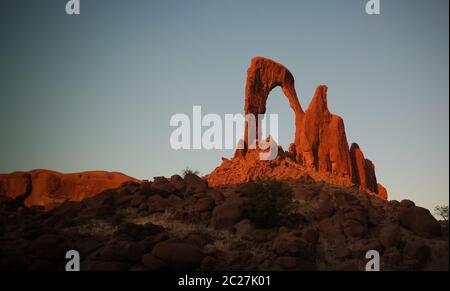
[222,57,386,199]
[244,56,303,151]
[0,170,139,208]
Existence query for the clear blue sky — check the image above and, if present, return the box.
[0,0,448,211]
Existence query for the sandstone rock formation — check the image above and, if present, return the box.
[244,57,303,149]
[232,57,386,198]
[297,85,353,179]
[350,143,378,193]
[377,184,388,200]
[0,170,139,208]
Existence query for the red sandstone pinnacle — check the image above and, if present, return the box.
[297,85,353,178]
[377,183,388,200]
[349,143,378,193]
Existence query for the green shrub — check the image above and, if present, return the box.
[182,167,200,177]
[242,177,295,228]
[434,205,449,222]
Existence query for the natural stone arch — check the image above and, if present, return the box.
[243,57,304,151]
[217,56,386,198]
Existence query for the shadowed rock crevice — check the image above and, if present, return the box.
[14,173,32,203]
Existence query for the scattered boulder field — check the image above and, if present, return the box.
[0,171,447,271]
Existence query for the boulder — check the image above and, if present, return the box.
[275,256,300,269]
[139,182,153,196]
[115,195,133,206]
[120,242,146,263]
[378,223,401,249]
[233,219,254,238]
[399,199,415,208]
[206,189,225,203]
[301,227,319,244]
[381,247,403,269]
[211,199,245,229]
[195,197,215,212]
[316,199,335,220]
[147,195,168,214]
[272,233,308,256]
[114,222,143,241]
[403,240,431,265]
[335,240,351,258]
[399,206,441,238]
[318,216,343,239]
[151,242,204,270]
[200,256,218,270]
[151,177,177,196]
[75,238,102,257]
[341,207,368,238]
[0,195,23,212]
[169,175,186,192]
[141,253,167,270]
[343,219,366,238]
[130,193,147,208]
[184,174,208,194]
[30,234,62,250]
[142,222,165,236]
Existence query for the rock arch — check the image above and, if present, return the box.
[242,57,372,186]
[212,56,387,198]
[244,57,304,150]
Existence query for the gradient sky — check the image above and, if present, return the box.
[0,0,448,211]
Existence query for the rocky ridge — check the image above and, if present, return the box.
[0,173,447,271]
[0,170,138,208]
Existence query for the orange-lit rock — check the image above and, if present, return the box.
[0,172,31,200]
[297,85,353,179]
[213,57,386,198]
[244,56,303,149]
[349,143,378,194]
[377,184,388,200]
[0,170,139,208]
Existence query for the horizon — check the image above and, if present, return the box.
[0,0,448,212]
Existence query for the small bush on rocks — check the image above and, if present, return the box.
[242,177,295,228]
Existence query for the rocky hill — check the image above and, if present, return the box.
[0,173,447,271]
[0,170,138,208]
